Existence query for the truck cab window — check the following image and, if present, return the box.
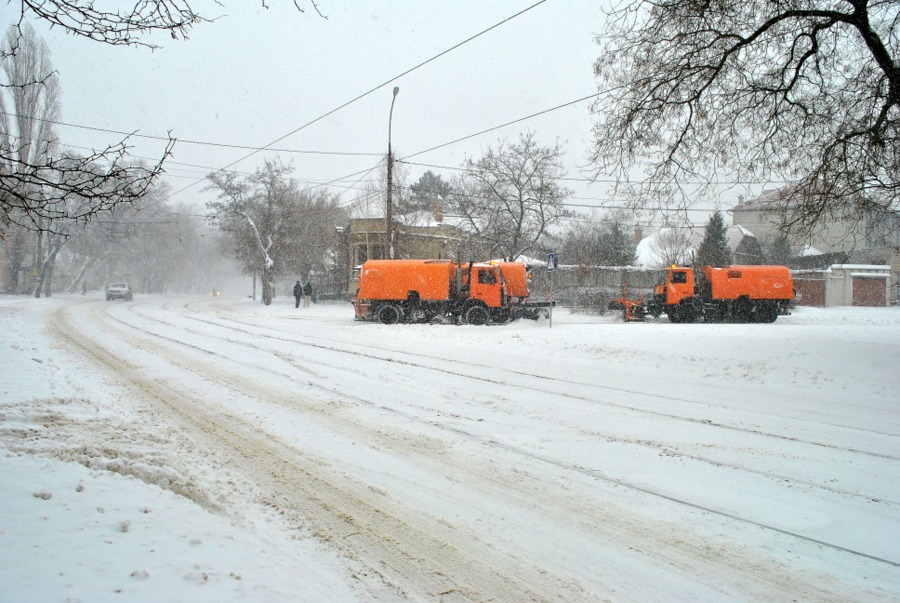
[671,271,688,284]
[478,269,497,285]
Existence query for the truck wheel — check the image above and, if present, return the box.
[679,299,701,323]
[757,302,778,323]
[465,305,490,325]
[377,304,402,325]
[733,298,752,323]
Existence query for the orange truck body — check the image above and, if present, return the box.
[356,260,455,302]
[617,265,795,323]
[353,259,552,324]
[701,265,794,301]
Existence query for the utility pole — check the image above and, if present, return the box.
[386,86,399,259]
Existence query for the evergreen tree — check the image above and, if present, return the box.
[695,211,732,266]
[560,213,637,267]
[406,170,451,215]
[765,233,794,265]
[599,219,638,266]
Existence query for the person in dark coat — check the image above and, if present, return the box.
[293,280,303,308]
[302,281,313,307]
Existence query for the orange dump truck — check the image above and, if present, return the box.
[353,259,553,324]
[612,265,795,323]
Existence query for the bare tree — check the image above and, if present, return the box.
[451,133,572,261]
[7,1,326,51]
[2,1,325,232]
[1,23,173,232]
[648,225,696,268]
[206,161,342,305]
[284,189,347,280]
[590,0,900,238]
[9,1,203,49]
[54,185,230,296]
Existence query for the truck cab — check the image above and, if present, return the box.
[654,267,695,305]
[647,267,701,322]
[468,264,505,309]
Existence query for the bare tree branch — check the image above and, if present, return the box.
[591,0,900,237]
[1,135,175,230]
[450,133,572,261]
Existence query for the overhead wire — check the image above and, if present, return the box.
[397,158,788,187]
[0,110,383,157]
[168,0,553,198]
[398,90,606,161]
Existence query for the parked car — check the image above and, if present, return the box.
[106,283,133,301]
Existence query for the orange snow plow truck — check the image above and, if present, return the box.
[611,265,795,323]
[353,259,553,325]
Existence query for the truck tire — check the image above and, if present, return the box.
[757,302,778,323]
[377,304,403,325]
[464,305,490,325]
[678,299,699,323]
[733,297,752,323]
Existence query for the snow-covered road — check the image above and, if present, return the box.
[2,294,899,601]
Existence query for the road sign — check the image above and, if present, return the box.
[547,253,557,271]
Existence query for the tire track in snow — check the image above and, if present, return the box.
[54,300,897,601]
[138,298,900,464]
[50,302,600,603]
[88,299,900,573]
[116,299,900,506]
[182,301,900,452]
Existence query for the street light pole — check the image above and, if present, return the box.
[386,86,399,260]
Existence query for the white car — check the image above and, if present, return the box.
[106,283,133,301]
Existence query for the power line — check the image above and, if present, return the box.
[63,142,383,197]
[0,110,382,157]
[399,91,605,161]
[398,159,787,188]
[169,0,552,197]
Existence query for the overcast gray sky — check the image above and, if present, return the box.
[3,0,737,225]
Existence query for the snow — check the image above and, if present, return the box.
[2,293,899,602]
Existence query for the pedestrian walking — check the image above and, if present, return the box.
[293,280,303,308]
[302,281,313,307]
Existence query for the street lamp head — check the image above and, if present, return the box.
[393,86,400,97]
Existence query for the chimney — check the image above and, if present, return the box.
[634,224,643,243]
[432,202,443,223]
[737,195,744,208]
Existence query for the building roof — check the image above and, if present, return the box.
[732,188,794,211]
[635,225,759,267]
